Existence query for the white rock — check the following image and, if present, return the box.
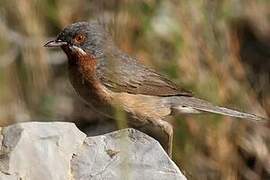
[0,122,86,180]
[71,128,186,180]
[0,123,186,180]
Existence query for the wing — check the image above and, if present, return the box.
[96,53,192,97]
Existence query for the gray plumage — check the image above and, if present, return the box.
[57,21,267,122]
[45,21,267,156]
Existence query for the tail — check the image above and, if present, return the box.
[170,96,268,122]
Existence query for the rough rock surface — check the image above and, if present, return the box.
[0,122,186,180]
[0,122,86,180]
[71,128,186,180]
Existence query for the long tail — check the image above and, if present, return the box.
[170,96,267,122]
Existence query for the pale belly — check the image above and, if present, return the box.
[68,65,172,124]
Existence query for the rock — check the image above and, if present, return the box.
[71,128,186,180]
[0,122,186,180]
[0,122,86,180]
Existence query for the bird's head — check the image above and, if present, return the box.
[44,21,113,59]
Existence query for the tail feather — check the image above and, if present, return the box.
[170,96,267,122]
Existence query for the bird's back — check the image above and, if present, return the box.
[96,50,192,97]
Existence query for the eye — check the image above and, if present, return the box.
[74,34,86,44]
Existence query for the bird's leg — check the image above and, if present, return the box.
[134,118,173,158]
[155,120,173,157]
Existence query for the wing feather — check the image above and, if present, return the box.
[96,53,192,97]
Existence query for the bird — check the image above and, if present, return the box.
[44,21,267,157]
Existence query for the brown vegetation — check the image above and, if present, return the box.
[0,0,269,179]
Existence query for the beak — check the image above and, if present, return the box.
[44,39,68,47]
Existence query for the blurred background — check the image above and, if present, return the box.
[0,0,269,179]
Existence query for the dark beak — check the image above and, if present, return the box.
[44,39,67,47]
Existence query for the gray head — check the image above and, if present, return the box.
[44,21,113,58]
